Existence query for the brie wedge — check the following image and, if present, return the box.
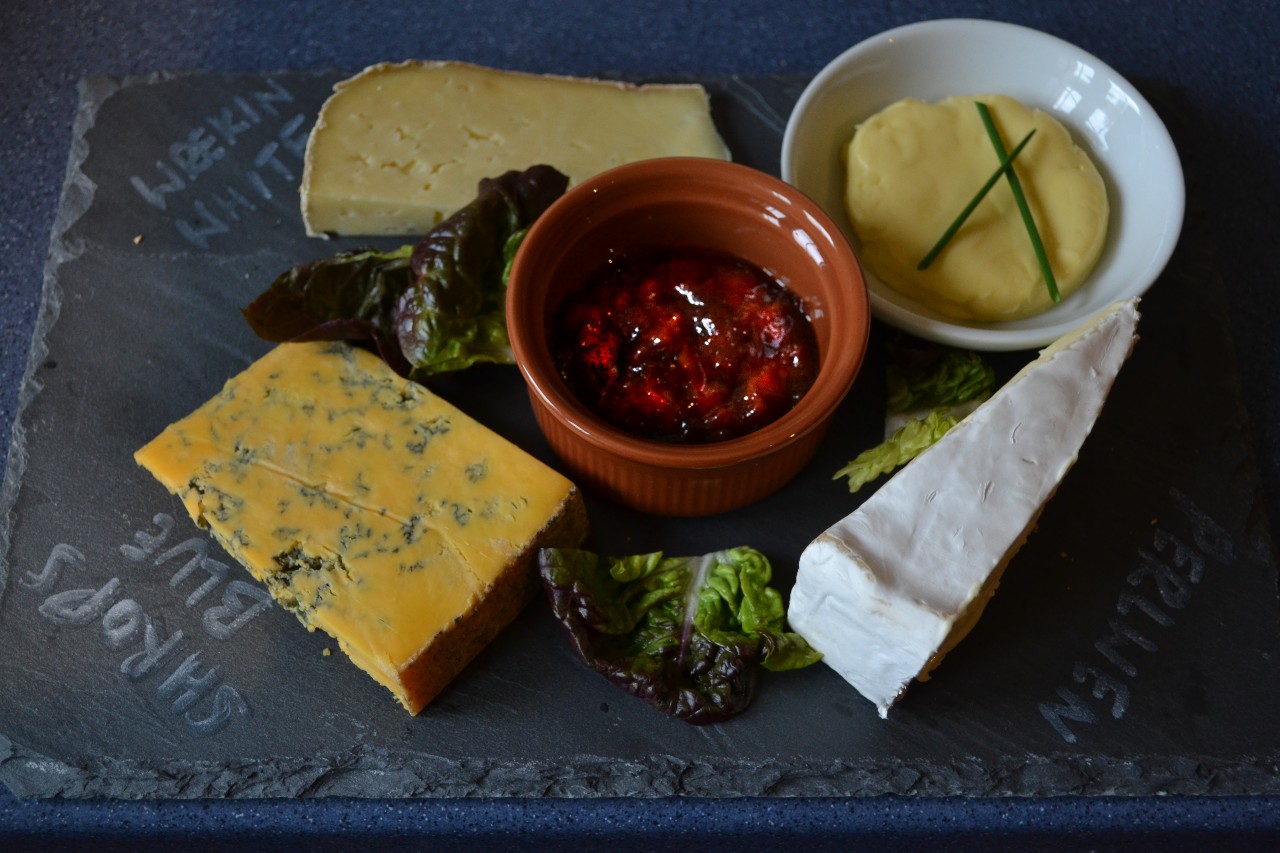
[787,300,1140,717]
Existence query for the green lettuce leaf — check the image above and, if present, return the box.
[242,165,568,380]
[833,408,959,492]
[836,342,995,493]
[539,546,820,725]
[886,345,995,414]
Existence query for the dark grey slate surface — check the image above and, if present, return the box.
[0,68,1277,802]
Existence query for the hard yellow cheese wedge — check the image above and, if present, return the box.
[300,61,731,236]
[135,341,588,713]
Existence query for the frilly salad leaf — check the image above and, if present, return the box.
[836,341,995,493]
[240,245,417,374]
[886,344,995,414]
[833,408,959,492]
[539,546,820,725]
[242,164,569,381]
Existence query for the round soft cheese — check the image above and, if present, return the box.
[844,95,1109,322]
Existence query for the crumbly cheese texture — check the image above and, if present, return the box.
[134,341,587,714]
[788,300,1139,717]
[845,95,1109,322]
[300,60,731,236]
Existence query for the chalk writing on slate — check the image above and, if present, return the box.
[1038,489,1235,744]
[18,511,271,738]
[128,78,308,249]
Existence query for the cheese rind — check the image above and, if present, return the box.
[135,341,588,713]
[788,300,1139,717]
[300,61,731,236]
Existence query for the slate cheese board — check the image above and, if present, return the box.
[0,70,1277,799]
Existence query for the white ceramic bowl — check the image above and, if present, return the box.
[782,18,1184,351]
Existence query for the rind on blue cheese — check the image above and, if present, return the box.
[787,300,1140,717]
[300,60,731,237]
[134,341,588,714]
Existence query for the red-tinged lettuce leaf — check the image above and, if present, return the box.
[538,546,820,725]
[397,163,569,379]
[242,164,568,380]
[242,245,416,374]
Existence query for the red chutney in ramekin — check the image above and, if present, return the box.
[553,247,819,444]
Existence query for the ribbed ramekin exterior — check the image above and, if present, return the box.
[528,393,831,517]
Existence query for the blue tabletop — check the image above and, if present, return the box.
[2,0,1279,847]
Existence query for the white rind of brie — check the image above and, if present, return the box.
[787,299,1140,718]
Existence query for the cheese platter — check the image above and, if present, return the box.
[0,65,1276,800]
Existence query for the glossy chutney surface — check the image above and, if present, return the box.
[553,247,819,444]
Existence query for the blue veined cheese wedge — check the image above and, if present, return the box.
[300,61,731,237]
[788,300,1140,717]
[135,341,588,714]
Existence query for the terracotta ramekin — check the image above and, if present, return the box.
[506,157,869,517]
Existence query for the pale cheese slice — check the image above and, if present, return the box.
[787,299,1140,717]
[300,61,731,236]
